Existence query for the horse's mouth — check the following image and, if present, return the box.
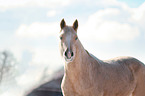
[64,56,74,63]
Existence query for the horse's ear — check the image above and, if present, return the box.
[60,19,66,29]
[73,19,78,32]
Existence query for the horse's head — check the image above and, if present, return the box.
[59,19,78,63]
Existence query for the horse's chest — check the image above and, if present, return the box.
[69,75,97,95]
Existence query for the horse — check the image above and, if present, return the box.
[59,19,145,96]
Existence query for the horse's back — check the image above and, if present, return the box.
[104,56,144,70]
[104,56,145,80]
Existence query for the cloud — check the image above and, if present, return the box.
[79,8,140,42]
[128,2,145,37]
[16,68,44,88]
[0,0,71,11]
[15,66,53,96]
[16,22,59,38]
[131,2,145,21]
[47,10,56,17]
[96,0,118,7]
[30,47,62,67]
[0,0,128,12]
[129,2,145,33]
[0,88,23,96]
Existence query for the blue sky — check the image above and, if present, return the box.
[118,0,145,7]
[0,0,145,96]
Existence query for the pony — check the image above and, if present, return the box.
[59,19,145,96]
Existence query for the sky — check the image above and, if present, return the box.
[0,0,145,96]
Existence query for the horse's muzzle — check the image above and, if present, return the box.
[64,48,74,62]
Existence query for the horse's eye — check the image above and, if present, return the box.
[75,36,78,40]
[60,36,63,40]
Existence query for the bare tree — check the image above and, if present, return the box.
[0,51,17,85]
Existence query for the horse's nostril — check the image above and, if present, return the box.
[64,49,74,59]
[71,52,74,57]
[65,51,67,57]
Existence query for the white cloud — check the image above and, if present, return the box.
[0,0,71,11]
[79,8,140,42]
[129,2,145,34]
[131,2,145,21]
[16,68,43,88]
[96,0,118,7]
[14,66,53,96]
[128,2,145,37]
[0,88,23,96]
[30,47,62,68]
[16,22,59,38]
[9,45,26,62]
[47,10,56,17]
[91,8,120,19]
[94,0,130,11]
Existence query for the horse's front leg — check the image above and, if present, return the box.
[61,75,80,96]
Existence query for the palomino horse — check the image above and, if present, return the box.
[59,19,145,96]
